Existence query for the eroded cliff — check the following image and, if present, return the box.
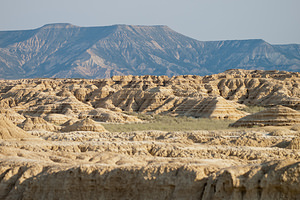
[0,70,299,199]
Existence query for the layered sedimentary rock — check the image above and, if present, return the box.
[79,108,142,123]
[0,160,299,200]
[43,114,73,125]
[173,96,247,119]
[230,105,300,127]
[0,70,299,122]
[22,96,94,117]
[0,128,299,199]
[287,137,300,150]
[0,115,32,139]
[0,108,26,124]
[99,87,247,119]
[0,70,299,199]
[19,117,60,131]
[1,24,300,80]
[61,118,107,132]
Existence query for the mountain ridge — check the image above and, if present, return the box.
[0,23,299,79]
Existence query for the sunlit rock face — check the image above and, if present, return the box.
[0,70,300,200]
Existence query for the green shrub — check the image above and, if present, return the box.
[103,114,235,132]
[238,105,266,114]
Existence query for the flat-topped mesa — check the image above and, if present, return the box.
[40,23,79,29]
[114,24,170,30]
[1,22,299,79]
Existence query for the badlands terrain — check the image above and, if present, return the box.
[0,69,300,199]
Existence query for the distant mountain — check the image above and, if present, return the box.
[0,23,299,79]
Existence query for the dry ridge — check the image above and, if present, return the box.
[0,69,299,199]
[231,105,300,127]
[0,124,300,199]
[0,69,299,126]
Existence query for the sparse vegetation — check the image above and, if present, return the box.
[238,105,266,114]
[103,114,235,132]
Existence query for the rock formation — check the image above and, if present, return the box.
[0,108,25,124]
[287,137,300,149]
[61,118,107,132]
[19,117,60,131]
[79,108,142,123]
[173,96,248,119]
[43,113,73,125]
[0,128,299,199]
[23,96,94,117]
[0,115,31,139]
[230,105,300,127]
[0,70,299,199]
[1,70,299,121]
[0,160,299,200]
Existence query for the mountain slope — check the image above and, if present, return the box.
[0,23,299,79]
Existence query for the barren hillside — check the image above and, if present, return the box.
[0,24,299,79]
[0,70,299,199]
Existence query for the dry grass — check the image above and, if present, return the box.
[238,105,266,114]
[103,114,235,132]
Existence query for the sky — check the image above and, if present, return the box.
[1,0,299,44]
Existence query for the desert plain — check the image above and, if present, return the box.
[0,69,300,200]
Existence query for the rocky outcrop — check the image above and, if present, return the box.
[173,96,247,119]
[202,160,300,200]
[61,118,107,132]
[0,115,32,139]
[23,96,94,117]
[0,108,25,124]
[230,105,300,127]
[79,108,142,123]
[1,70,299,121]
[287,137,300,149]
[0,118,299,199]
[0,71,299,199]
[19,117,60,131]
[43,114,73,125]
[0,160,298,200]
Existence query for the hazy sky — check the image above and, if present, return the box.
[1,0,299,44]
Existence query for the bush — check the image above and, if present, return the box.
[238,105,266,114]
[103,114,235,132]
